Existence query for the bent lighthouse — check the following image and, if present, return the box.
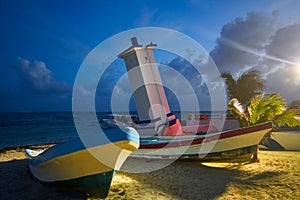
[117,37,273,163]
[118,37,182,136]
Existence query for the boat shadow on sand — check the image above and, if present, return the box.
[0,156,283,199]
[0,157,85,199]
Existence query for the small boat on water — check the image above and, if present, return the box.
[101,114,139,129]
[25,127,139,198]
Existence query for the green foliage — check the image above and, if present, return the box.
[221,70,265,105]
[228,98,248,127]
[274,109,300,128]
[228,93,300,129]
[223,70,300,130]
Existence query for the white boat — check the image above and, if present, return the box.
[100,112,272,161]
[132,122,272,162]
[263,117,300,151]
[269,131,300,151]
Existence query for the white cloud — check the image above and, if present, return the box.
[12,57,71,94]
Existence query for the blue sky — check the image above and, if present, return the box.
[1,0,300,112]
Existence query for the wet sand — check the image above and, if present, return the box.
[0,146,299,199]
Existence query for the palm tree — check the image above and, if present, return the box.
[221,70,265,105]
[228,93,300,162]
[228,93,300,129]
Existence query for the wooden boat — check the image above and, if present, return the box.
[263,118,300,151]
[131,122,272,162]
[25,127,139,198]
[100,113,272,162]
[266,131,300,151]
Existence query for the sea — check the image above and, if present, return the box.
[0,111,223,150]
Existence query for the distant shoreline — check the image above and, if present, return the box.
[0,143,55,153]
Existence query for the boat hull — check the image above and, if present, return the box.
[26,127,139,197]
[27,140,137,182]
[270,131,300,151]
[132,122,272,162]
[180,145,258,162]
[52,170,115,198]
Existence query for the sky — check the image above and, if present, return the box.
[1,0,300,112]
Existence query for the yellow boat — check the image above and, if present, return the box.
[25,127,139,198]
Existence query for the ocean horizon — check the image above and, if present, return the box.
[0,111,228,150]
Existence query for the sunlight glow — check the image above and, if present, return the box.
[221,37,300,67]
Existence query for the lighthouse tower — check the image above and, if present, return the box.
[118,37,182,136]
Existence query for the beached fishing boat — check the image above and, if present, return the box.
[132,122,272,162]
[25,127,139,198]
[260,117,300,151]
[265,130,300,151]
[100,112,272,161]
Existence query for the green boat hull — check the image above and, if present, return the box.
[50,170,115,198]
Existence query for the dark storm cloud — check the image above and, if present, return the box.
[210,11,279,73]
[11,57,71,94]
[208,11,300,103]
[166,57,206,93]
[159,56,212,110]
[96,59,127,97]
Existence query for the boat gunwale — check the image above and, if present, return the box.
[139,122,272,149]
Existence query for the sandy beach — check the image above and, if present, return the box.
[1,146,300,199]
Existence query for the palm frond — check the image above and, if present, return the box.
[227,92,300,130]
[221,73,237,99]
[273,109,300,128]
[247,93,266,125]
[228,98,249,127]
[257,94,285,123]
[222,70,265,105]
